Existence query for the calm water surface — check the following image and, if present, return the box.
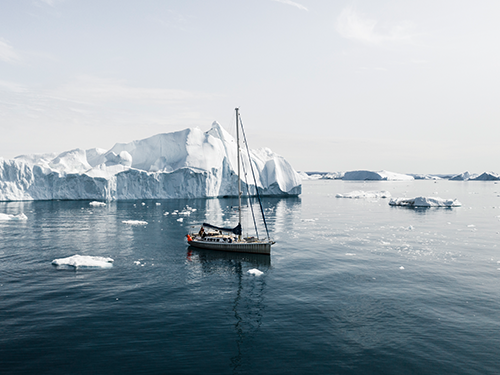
[1,180,500,374]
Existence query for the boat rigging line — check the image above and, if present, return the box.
[237,112,271,241]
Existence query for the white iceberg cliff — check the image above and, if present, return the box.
[0,122,301,201]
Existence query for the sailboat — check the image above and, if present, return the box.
[186,108,275,255]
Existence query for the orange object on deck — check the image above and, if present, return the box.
[186,234,192,242]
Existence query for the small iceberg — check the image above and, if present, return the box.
[247,268,263,276]
[52,255,114,269]
[89,201,106,207]
[336,190,391,199]
[122,220,148,225]
[389,197,462,207]
[0,213,28,221]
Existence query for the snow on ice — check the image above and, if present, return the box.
[52,255,114,269]
[0,122,301,201]
[389,197,462,207]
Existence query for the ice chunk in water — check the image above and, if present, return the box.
[0,213,28,221]
[89,201,106,207]
[52,255,114,269]
[248,268,263,276]
[122,220,148,225]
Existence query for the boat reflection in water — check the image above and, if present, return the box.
[186,247,270,372]
[186,247,271,268]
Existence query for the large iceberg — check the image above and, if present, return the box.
[0,122,301,201]
[342,170,414,181]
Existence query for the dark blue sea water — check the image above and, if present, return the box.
[1,180,500,374]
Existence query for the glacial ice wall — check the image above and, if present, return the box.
[0,122,302,201]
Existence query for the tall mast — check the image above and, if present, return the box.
[236,108,242,241]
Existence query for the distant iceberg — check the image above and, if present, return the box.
[323,172,344,180]
[343,170,414,181]
[298,171,344,180]
[449,171,471,181]
[470,172,500,181]
[408,174,442,180]
[336,190,391,199]
[52,255,114,269]
[0,122,301,201]
[448,171,500,181]
[389,197,462,207]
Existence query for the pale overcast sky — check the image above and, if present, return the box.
[1,0,499,174]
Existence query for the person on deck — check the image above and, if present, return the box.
[198,227,205,238]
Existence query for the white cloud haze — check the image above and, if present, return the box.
[271,0,308,11]
[0,39,21,64]
[336,7,417,45]
[0,0,499,174]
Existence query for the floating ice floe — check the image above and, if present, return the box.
[177,218,184,222]
[389,197,462,207]
[247,268,263,276]
[336,190,391,199]
[0,213,28,221]
[122,220,148,225]
[343,170,414,181]
[178,205,196,215]
[89,201,106,207]
[52,255,114,269]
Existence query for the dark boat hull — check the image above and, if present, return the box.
[187,239,271,255]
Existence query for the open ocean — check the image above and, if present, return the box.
[1,179,500,374]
